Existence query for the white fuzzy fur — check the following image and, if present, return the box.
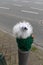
[13,21,33,39]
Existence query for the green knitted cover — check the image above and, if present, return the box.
[16,35,34,51]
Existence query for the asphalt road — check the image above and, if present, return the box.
[0,0,43,47]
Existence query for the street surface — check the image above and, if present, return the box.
[0,0,43,47]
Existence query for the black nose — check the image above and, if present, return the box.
[22,27,28,30]
[24,27,28,30]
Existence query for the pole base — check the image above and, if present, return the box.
[18,49,30,65]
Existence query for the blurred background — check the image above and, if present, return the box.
[0,0,43,65]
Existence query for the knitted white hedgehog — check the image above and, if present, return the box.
[13,21,33,39]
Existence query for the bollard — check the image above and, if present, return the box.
[18,49,29,65]
[16,35,34,65]
[13,21,34,65]
[0,53,7,65]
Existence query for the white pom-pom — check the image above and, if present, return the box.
[12,21,33,38]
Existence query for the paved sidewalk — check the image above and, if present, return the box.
[0,30,43,65]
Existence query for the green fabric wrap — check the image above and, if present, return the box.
[16,35,34,51]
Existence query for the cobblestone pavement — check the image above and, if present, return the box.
[0,30,18,65]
